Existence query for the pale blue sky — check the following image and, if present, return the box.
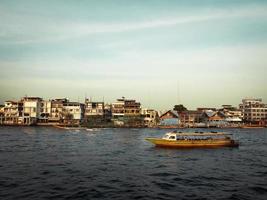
[1,0,267,109]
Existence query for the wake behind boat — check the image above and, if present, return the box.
[145,131,239,148]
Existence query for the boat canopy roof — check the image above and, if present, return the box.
[166,132,232,136]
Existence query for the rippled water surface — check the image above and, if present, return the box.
[0,127,267,200]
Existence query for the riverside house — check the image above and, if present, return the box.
[159,110,179,126]
[49,98,68,124]
[178,110,202,128]
[239,98,267,125]
[141,108,159,127]
[22,97,43,125]
[62,102,85,125]
[3,100,23,125]
[84,99,106,126]
[111,97,142,126]
[201,110,226,127]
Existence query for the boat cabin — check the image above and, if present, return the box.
[162,131,232,141]
[162,132,179,141]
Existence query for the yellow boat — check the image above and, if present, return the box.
[145,131,239,148]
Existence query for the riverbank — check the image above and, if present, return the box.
[1,124,266,129]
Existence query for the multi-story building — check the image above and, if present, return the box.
[179,110,202,127]
[62,102,85,124]
[220,105,242,124]
[84,99,105,125]
[112,97,141,118]
[141,108,159,127]
[49,98,69,123]
[39,100,51,123]
[3,100,23,124]
[111,98,125,118]
[84,99,104,117]
[124,99,141,116]
[239,98,267,124]
[22,97,42,124]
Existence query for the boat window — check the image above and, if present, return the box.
[169,136,176,140]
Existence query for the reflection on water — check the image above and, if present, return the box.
[0,127,267,200]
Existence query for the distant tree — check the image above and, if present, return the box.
[173,104,187,112]
[62,111,74,125]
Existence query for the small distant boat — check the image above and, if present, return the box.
[241,125,264,129]
[86,128,100,132]
[145,131,239,148]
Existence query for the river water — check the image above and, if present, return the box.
[0,127,266,200]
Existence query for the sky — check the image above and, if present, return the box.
[0,0,267,110]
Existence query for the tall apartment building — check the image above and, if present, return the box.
[239,98,267,123]
[3,100,23,124]
[84,99,104,117]
[112,97,141,118]
[22,97,43,124]
[141,108,159,127]
[62,102,85,124]
[39,100,51,123]
[49,98,69,123]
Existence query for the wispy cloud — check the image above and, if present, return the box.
[1,5,267,44]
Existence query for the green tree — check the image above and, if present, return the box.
[173,104,187,112]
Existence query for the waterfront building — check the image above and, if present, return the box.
[49,98,69,123]
[3,100,23,125]
[104,104,112,119]
[112,97,141,118]
[201,110,226,127]
[84,99,106,126]
[239,98,267,124]
[0,105,4,124]
[112,98,125,118]
[111,97,142,126]
[159,110,179,126]
[220,105,242,125]
[178,110,202,127]
[141,108,159,127]
[62,102,85,125]
[124,99,141,116]
[85,99,104,117]
[39,100,51,123]
[22,97,43,125]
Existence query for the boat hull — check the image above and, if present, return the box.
[145,138,239,148]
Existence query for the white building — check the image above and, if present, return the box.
[62,102,85,124]
[39,100,51,123]
[49,98,68,123]
[112,99,125,118]
[22,97,43,124]
[3,100,23,124]
[84,99,104,117]
[239,98,267,123]
[141,108,159,127]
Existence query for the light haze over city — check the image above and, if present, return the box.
[0,0,267,110]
